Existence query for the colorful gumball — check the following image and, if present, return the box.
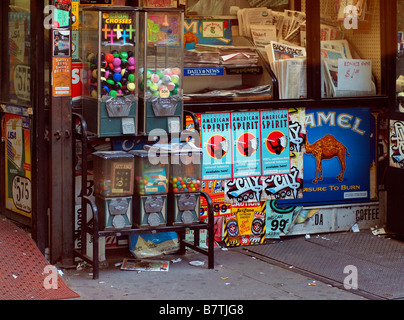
[156,70,164,78]
[163,68,172,76]
[128,73,135,83]
[105,53,114,63]
[120,51,128,60]
[113,73,122,82]
[167,82,175,91]
[151,73,160,83]
[172,67,181,75]
[171,74,179,84]
[112,57,121,67]
[162,75,171,83]
[127,82,135,91]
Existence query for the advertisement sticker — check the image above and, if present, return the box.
[5,112,32,217]
[232,111,261,178]
[260,109,291,175]
[201,113,232,180]
[279,107,374,206]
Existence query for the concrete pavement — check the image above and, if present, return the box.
[61,245,366,301]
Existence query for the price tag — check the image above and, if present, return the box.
[337,59,372,91]
[159,88,170,98]
[12,175,32,213]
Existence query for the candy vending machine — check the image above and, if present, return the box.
[131,149,169,227]
[81,7,139,137]
[137,8,184,136]
[92,151,135,230]
[168,144,202,225]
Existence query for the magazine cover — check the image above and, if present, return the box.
[266,40,306,63]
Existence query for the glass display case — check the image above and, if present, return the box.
[81,7,139,137]
[169,144,202,194]
[131,149,169,195]
[92,150,135,197]
[318,0,381,99]
[137,8,184,135]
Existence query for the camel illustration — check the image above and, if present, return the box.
[305,134,350,183]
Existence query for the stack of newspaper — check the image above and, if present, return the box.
[321,39,375,97]
[266,39,376,99]
[189,44,259,67]
[184,49,220,67]
[237,8,307,47]
[265,40,307,99]
[237,7,347,49]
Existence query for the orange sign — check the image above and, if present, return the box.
[52,57,71,96]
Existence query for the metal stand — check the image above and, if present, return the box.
[72,113,214,279]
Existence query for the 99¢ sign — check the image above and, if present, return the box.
[12,175,32,213]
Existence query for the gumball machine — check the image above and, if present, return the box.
[137,8,184,135]
[168,143,202,225]
[131,149,169,228]
[131,149,169,195]
[92,151,135,230]
[81,7,139,137]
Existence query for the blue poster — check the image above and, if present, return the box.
[260,109,291,175]
[279,108,375,206]
[231,111,261,178]
[184,19,232,50]
[201,113,232,180]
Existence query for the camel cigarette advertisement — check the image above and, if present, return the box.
[201,113,232,180]
[232,111,261,178]
[260,109,291,175]
[4,112,32,217]
[279,108,376,206]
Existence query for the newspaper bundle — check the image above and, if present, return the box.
[191,44,260,67]
[265,41,306,99]
[321,40,375,97]
[266,39,375,99]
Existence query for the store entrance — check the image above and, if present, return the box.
[0,0,50,255]
[0,1,33,227]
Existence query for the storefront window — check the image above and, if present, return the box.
[319,0,381,98]
[183,0,304,100]
[7,0,31,107]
